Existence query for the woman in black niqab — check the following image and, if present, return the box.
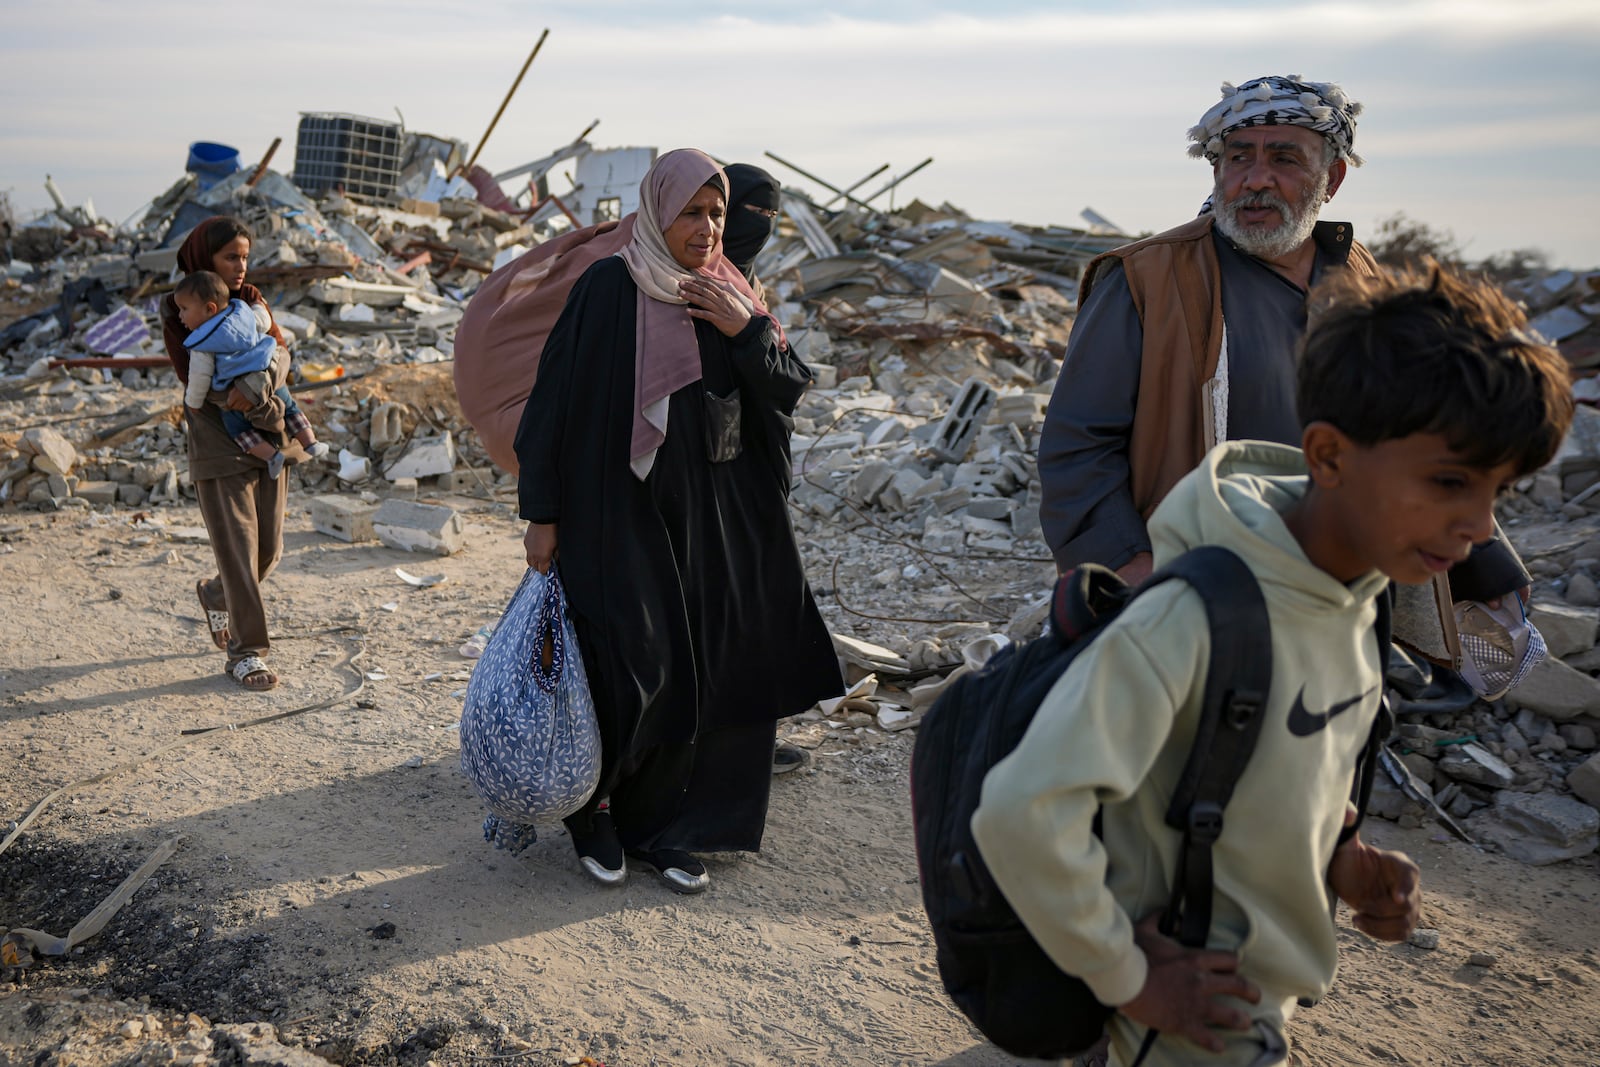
[721,163,782,282]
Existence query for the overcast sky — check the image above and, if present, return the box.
[3,0,1597,268]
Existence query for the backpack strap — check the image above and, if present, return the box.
[1147,546,1274,949]
[1341,585,1395,846]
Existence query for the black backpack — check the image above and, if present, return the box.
[911,546,1282,1059]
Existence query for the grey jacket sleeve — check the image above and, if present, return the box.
[1037,261,1150,572]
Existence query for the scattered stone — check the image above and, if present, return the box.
[1559,723,1597,751]
[384,432,457,481]
[1438,744,1515,789]
[21,426,78,477]
[1565,572,1600,607]
[1469,790,1600,865]
[1467,951,1499,968]
[308,495,377,543]
[1508,656,1600,722]
[1568,753,1600,808]
[372,499,464,556]
[1407,929,1440,950]
[1530,601,1600,658]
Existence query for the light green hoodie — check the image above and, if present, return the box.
[971,441,1391,1032]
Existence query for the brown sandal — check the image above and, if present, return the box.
[198,580,230,650]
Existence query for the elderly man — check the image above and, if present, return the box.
[1040,75,1539,702]
[1039,75,1376,584]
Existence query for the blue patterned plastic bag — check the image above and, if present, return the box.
[459,568,600,850]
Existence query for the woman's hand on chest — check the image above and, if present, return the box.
[680,277,752,338]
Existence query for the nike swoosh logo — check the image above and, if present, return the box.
[1287,686,1374,736]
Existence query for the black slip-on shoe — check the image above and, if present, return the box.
[571,811,626,887]
[627,849,710,894]
[772,740,811,775]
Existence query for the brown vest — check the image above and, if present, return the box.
[1079,222,1459,662]
[1080,215,1378,519]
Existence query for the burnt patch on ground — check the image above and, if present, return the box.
[3,834,282,1021]
[0,834,536,1064]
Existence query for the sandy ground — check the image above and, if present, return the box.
[1,494,1598,1066]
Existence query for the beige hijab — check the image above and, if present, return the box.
[617,148,776,479]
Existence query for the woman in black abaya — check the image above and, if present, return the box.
[514,149,841,894]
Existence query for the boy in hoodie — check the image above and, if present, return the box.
[173,271,328,479]
[971,264,1573,1067]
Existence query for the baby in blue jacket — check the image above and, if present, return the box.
[174,271,328,478]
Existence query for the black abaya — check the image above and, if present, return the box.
[514,256,842,853]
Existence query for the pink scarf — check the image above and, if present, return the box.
[617,148,778,479]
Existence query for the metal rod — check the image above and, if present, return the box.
[860,157,934,206]
[820,163,890,208]
[762,152,875,212]
[459,29,551,177]
[245,137,282,188]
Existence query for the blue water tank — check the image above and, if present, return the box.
[186,142,241,190]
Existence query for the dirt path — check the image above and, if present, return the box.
[1,500,1597,1066]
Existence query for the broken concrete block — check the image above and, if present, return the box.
[1470,791,1599,865]
[133,461,175,489]
[149,468,180,503]
[72,481,118,506]
[961,514,1013,538]
[309,494,377,543]
[865,418,909,447]
[929,379,997,463]
[1569,753,1600,809]
[1012,498,1045,541]
[992,393,1044,426]
[273,309,318,340]
[849,462,895,507]
[1366,772,1427,822]
[930,486,973,516]
[1437,743,1516,789]
[22,427,77,477]
[1507,656,1600,721]
[435,468,489,494]
[922,517,966,553]
[792,329,834,369]
[792,480,843,519]
[368,403,406,451]
[966,497,1014,522]
[951,461,1019,497]
[384,432,456,481]
[372,499,464,556]
[1530,601,1600,659]
[879,468,933,512]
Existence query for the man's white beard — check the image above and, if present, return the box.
[1213,170,1329,260]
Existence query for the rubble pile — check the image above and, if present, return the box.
[0,134,1116,524]
[1506,268,1600,379]
[3,129,1599,865]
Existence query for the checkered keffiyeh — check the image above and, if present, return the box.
[1455,599,1546,701]
[1188,75,1363,167]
